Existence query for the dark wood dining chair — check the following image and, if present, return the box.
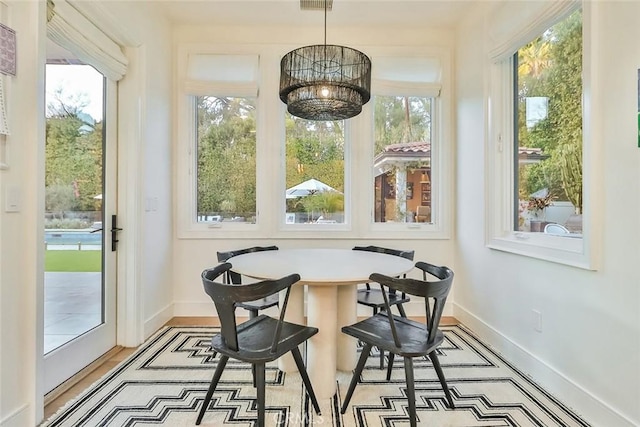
[217,246,280,319]
[197,263,321,427]
[340,261,455,427]
[352,245,415,369]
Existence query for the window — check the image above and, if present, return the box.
[284,113,345,225]
[515,9,583,235]
[176,53,260,235]
[373,95,432,224]
[486,3,594,268]
[196,96,256,224]
[369,54,445,233]
[176,47,452,239]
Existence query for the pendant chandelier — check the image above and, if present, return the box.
[279,1,371,121]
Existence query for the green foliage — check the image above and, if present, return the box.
[46,105,103,213]
[45,250,101,272]
[196,96,257,217]
[374,96,431,153]
[44,218,92,229]
[300,192,344,217]
[285,114,345,193]
[558,143,582,213]
[517,9,582,211]
[45,184,78,218]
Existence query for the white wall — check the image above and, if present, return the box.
[0,1,174,425]
[170,24,458,319]
[93,1,175,342]
[173,238,455,318]
[0,2,46,425]
[3,2,637,426]
[455,2,640,426]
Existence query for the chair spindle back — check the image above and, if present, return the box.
[216,246,279,284]
[202,262,300,353]
[370,262,453,346]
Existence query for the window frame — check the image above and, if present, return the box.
[366,49,453,239]
[175,44,453,240]
[369,92,443,234]
[279,114,352,234]
[175,48,263,238]
[485,3,600,269]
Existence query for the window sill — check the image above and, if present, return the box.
[177,222,450,240]
[487,232,596,270]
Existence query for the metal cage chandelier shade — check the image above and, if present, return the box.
[279,45,371,120]
[279,0,371,121]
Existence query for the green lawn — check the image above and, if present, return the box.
[45,250,102,272]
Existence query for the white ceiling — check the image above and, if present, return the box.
[155,0,472,27]
[47,0,472,61]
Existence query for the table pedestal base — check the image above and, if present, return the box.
[277,283,358,399]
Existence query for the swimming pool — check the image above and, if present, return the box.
[45,230,102,246]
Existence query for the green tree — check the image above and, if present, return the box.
[300,192,344,218]
[285,114,344,192]
[45,183,77,219]
[374,96,431,154]
[45,100,103,213]
[517,9,582,213]
[196,96,257,217]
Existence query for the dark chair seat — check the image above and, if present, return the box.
[197,263,321,427]
[343,313,445,358]
[340,261,455,427]
[211,315,317,363]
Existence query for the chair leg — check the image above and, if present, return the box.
[386,352,395,380]
[429,351,455,409]
[255,363,265,427]
[251,365,257,388]
[370,308,386,370]
[341,343,372,414]
[196,355,229,425]
[397,303,407,318]
[291,346,322,415]
[403,357,417,427]
[248,308,259,388]
[247,307,268,387]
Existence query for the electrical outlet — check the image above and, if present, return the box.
[532,309,542,332]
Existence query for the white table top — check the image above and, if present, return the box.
[229,248,414,286]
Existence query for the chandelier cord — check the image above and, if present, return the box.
[324,0,327,46]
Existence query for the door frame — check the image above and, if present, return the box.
[43,75,118,394]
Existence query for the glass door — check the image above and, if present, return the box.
[43,61,117,394]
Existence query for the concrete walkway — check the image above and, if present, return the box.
[44,272,101,353]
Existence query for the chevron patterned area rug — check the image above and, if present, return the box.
[42,325,589,427]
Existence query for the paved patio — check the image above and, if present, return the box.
[44,272,102,353]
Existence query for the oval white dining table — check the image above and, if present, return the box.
[228,248,414,399]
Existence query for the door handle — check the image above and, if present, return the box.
[110,214,122,252]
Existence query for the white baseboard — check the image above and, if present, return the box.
[0,404,29,427]
[174,300,453,319]
[454,303,637,427]
[143,303,174,339]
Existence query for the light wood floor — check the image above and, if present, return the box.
[43,316,458,420]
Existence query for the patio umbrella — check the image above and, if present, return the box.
[285,178,341,199]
